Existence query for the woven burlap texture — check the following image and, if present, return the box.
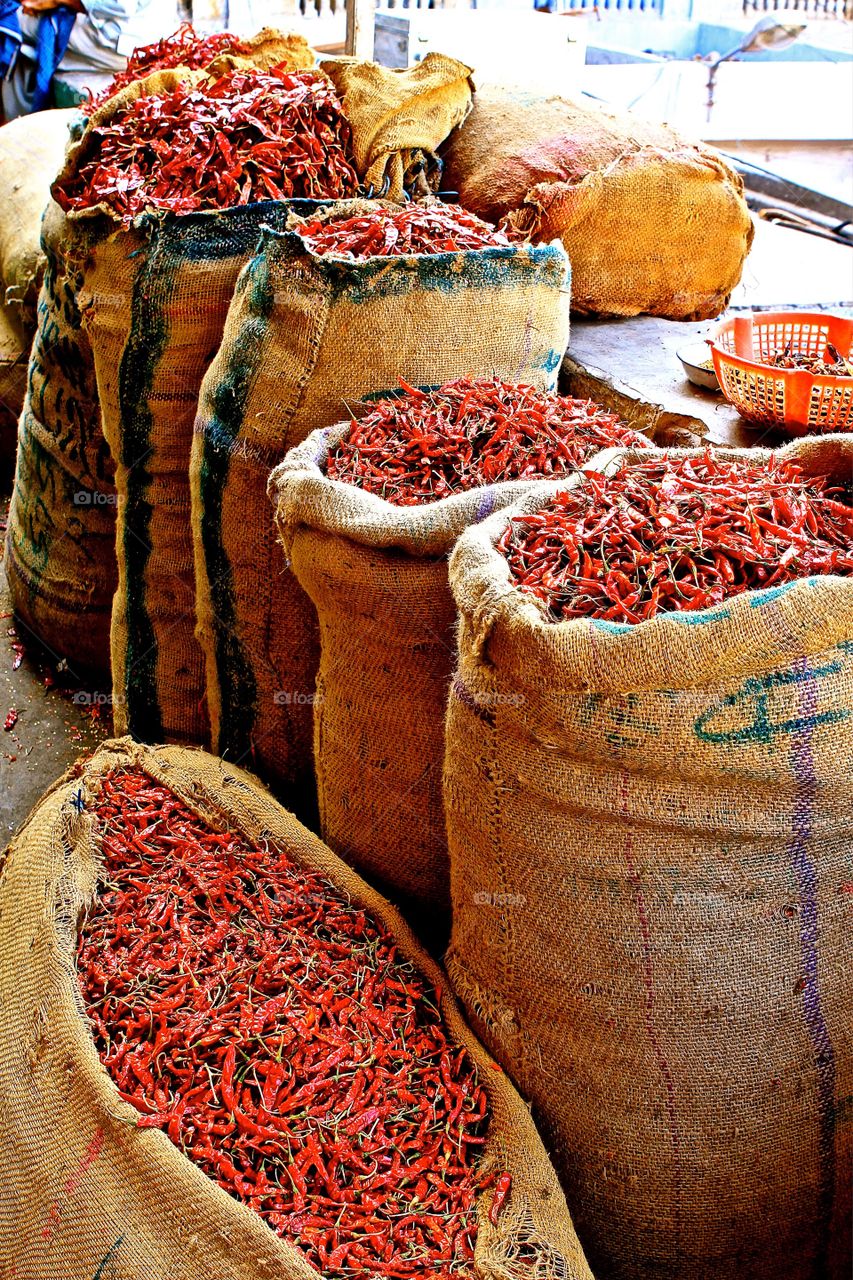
[441,84,754,321]
[443,435,853,1280]
[0,736,593,1280]
[193,204,570,797]
[271,413,573,913]
[4,199,116,673]
[321,55,473,200]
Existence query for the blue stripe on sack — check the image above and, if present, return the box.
[197,256,275,761]
[118,236,171,742]
[787,655,838,1275]
[263,232,568,306]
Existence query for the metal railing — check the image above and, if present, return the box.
[561,1,663,9]
[742,0,852,15]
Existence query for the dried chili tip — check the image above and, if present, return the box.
[3,709,18,731]
[488,1172,513,1226]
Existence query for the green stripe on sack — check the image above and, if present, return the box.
[198,255,274,761]
[117,238,175,743]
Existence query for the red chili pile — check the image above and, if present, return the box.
[55,67,358,222]
[498,452,853,624]
[78,769,492,1278]
[326,376,649,505]
[295,203,517,258]
[766,343,852,377]
[88,24,251,108]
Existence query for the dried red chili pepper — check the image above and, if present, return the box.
[325,376,649,506]
[488,1172,512,1226]
[498,451,853,625]
[55,67,358,224]
[87,24,252,109]
[765,342,852,377]
[295,202,519,259]
[77,768,489,1278]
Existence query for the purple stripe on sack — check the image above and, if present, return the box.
[475,487,496,522]
[788,657,838,1274]
[451,676,495,726]
[313,427,333,466]
[619,773,684,1242]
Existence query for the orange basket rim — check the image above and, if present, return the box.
[709,311,853,382]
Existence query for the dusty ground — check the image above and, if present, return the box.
[0,502,110,841]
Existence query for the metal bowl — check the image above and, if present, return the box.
[678,341,721,391]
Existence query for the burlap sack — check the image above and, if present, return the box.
[0,108,76,338]
[0,303,27,447]
[0,736,593,1280]
[63,67,327,746]
[443,435,853,1280]
[321,55,473,199]
[441,85,754,320]
[272,414,593,915]
[193,203,570,798]
[4,199,116,673]
[211,27,315,75]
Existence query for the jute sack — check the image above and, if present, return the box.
[272,417,576,915]
[0,302,27,447]
[441,85,754,320]
[0,108,76,339]
[193,202,570,797]
[443,435,853,1280]
[63,67,324,747]
[321,54,473,199]
[4,198,116,673]
[0,736,594,1280]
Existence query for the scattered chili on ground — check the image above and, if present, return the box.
[87,24,251,108]
[498,451,853,625]
[766,343,852,377]
[295,203,519,258]
[55,67,359,223]
[77,768,492,1278]
[325,376,649,506]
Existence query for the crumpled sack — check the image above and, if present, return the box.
[321,53,473,200]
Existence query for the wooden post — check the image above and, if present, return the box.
[346,0,376,59]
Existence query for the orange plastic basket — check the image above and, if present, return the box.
[709,311,853,435]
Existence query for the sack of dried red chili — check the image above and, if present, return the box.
[54,60,354,747]
[191,201,570,799]
[76,196,326,748]
[442,436,853,1280]
[4,198,117,675]
[0,737,594,1280]
[270,379,648,915]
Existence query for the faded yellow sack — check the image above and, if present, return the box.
[443,436,853,1280]
[0,736,593,1280]
[0,108,76,338]
[193,201,570,798]
[4,199,116,674]
[441,85,754,320]
[0,303,26,444]
[322,55,473,199]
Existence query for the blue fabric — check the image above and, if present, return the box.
[32,6,76,110]
[0,0,22,81]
